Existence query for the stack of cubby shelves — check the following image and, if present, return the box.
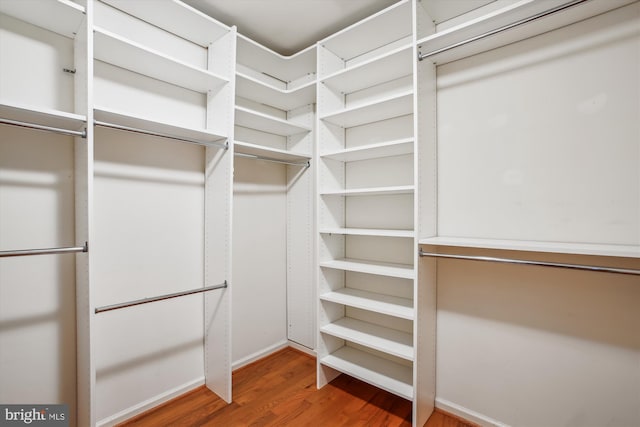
[316,1,434,425]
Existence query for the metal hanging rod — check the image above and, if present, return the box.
[234,152,310,168]
[418,0,589,61]
[0,118,87,138]
[418,250,640,276]
[0,242,88,258]
[94,120,228,149]
[95,281,228,314]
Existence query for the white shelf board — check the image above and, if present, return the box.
[321,138,414,162]
[322,44,412,94]
[321,317,414,361]
[0,0,85,39]
[320,185,414,197]
[321,91,413,128]
[101,0,229,47]
[417,0,637,64]
[234,140,310,163]
[419,236,640,259]
[320,228,414,238]
[236,73,316,111]
[235,106,311,136]
[94,27,228,94]
[94,107,226,143]
[319,0,412,63]
[1,101,86,132]
[320,288,413,320]
[320,346,413,400]
[320,258,414,279]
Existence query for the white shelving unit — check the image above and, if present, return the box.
[233,34,317,350]
[316,1,434,425]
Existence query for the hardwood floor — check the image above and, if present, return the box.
[118,347,473,427]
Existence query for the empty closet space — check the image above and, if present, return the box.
[416,1,640,426]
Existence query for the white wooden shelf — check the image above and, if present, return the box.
[94,27,228,93]
[321,317,413,361]
[319,0,412,67]
[320,258,414,279]
[321,138,414,162]
[234,140,310,163]
[419,236,640,259]
[236,72,315,111]
[322,44,412,95]
[0,0,85,39]
[320,185,414,197]
[101,0,229,47]
[94,106,227,143]
[320,288,413,320]
[235,106,311,136]
[320,91,413,128]
[1,101,86,132]
[320,228,414,238]
[320,346,413,400]
[416,0,637,64]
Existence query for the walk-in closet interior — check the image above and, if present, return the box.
[1,0,638,426]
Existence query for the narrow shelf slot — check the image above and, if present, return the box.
[321,139,414,162]
[320,228,414,238]
[94,27,228,93]
[320,91,413,128]
[235,106,311,136]
[320,346,413,400]
[0,0,85,39]
[236,72,316,111]
[320,185,414,197]
[322,44,412,95]
[320,288,413,320]
[320,258,414,279]
[321,317,413,361]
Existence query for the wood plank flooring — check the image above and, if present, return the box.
[118,347,474,427]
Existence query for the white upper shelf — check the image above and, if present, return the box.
[236,73,316,111]
[320,258,414,279]
[100,0,229,47]
[321,44,413,95]
[321,91,413,128]
[417,0,637,64]
[235,106,311,136]
[234,140,310,164]
[320,185,414,197]
[0,0,85,39]
[419,236,640,259]
[320,228,414,239]
[94,26,228,93]
[1,101,86,132]
[320,288,414,320]
[94,106,227,144]
[319,0,411,62]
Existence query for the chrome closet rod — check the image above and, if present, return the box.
[95,281,228,314]
[0,242,88,258]
[418,0,589,61]
[234,152,310,168]
[418,250,640,276]
[0,118,87,138]
[94,120,228,149]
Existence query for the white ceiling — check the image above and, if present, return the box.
[183,0,497,56]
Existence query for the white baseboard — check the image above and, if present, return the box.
[231,340,290,371]
[435,398,510,427]
[287,340,316,357]
[97,377,204,427]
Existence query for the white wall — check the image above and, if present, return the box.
[232,158,288,367]
[433,4,640,426]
